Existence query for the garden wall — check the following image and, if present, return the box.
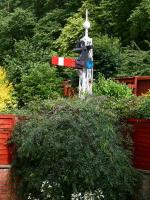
[128,118,150,170]
[0,114,17,165]
[115,76,150,96]
[128,118,150,200]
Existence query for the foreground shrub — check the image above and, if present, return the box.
[113,96,150,119]
[12,97,137,200]
[130,96,150,119]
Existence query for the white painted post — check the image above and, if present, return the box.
[79,10,93,99]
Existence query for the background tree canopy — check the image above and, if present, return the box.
[0,0,149,106]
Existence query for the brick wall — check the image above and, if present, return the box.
[0,169,11,200]
[0,168,17,200]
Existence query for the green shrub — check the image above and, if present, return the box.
[3,40,62,107]
[16,63,62,106]
[93,74,133,99]
[94,35,122,78]
[110,96,150,119]
[12,97,137,200]
[129,96,150,119]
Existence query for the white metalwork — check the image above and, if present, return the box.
[79,10,93,99]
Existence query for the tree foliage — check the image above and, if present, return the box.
[0,8,35,62]
[128,0,150,49]
[56,12,83,55]
[94,36,122,78]
[116,48,150,76]
[3,39,62,106]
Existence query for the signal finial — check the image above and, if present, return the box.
[83,10,90,37]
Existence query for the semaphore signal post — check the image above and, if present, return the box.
[51,10,93,98]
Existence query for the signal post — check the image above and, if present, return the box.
[52,10,94,98]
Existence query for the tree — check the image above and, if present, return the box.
[116,48,150,77]
[94,35,122,78]
[4,39,62,106]
[0,8,35,63]
[0,0,33,11]
[128,0,150,49]
[4,39,51,84]
[94,0,141,46]
[33,9,66,49]
[56,12,83,55]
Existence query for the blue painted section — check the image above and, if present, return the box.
[86,59,94,69]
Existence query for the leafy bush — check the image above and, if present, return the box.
[142,89,150,97]
[111,96,150,119]
[4,40,62,106]
[94,35,122,78]
[16,63,63,106]
[12,97,137,200]
[4,40,51,85]
[129,96,150,119]
[93,74,133,99]
[0,66,16,111]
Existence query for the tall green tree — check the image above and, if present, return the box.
[0,8,35,63]
[128,0,150,49]
[92,0,144,44]
[94,35,122,78]
[33,9,68,49]
[117,48,150,76]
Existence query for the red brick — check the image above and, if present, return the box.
[0,168,17,200]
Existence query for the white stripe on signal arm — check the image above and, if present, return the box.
[58,57,64,66]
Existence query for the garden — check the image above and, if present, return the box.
[0,0,150,200]
[2,75,150,200]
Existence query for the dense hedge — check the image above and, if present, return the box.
[12,97,138,200]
